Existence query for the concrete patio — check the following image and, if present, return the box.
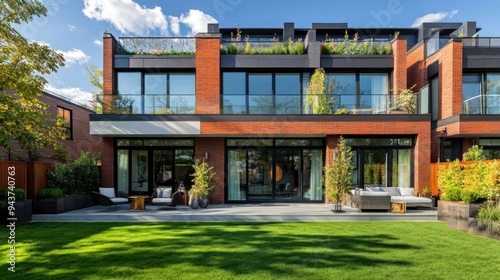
[32,203,438,222]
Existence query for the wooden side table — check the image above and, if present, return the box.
[129,195,150,211]
[391,202,407,213]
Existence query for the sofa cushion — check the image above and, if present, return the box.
[391,196,431,204]
[109,197,128,203]
[360,191,389,196]
[366,187,386,192]
[398,187,414,196]
[152,198,172,204]
[99,188,115,198]
[385,187,401,197]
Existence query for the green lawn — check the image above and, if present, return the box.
[1,222,499,279]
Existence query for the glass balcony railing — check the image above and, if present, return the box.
[462,37,500,48]
[117,37,196,55]
[463,95,500,114]
[221,94,400,114]
[102,95,195,114]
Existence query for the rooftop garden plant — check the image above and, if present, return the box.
[322,31,392,55]
[393,85,417,113]
[220,26,305,55]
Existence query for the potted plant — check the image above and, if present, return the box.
[189,159,216,209]
[393,85,417,114]
[324,136,353,212]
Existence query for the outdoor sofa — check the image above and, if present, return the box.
[90,188,129,207]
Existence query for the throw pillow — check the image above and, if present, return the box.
[386,187,401,197]
[162,188,172,198]
[398,187,414,196]
[99,188,115,198]
[155,188,164,198]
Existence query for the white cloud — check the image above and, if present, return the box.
[68,24,76,31]
[82,0,168,35]
[449,10,459,18]
[179,9,218,36]
[169,16,180,35]
[94,39,103,47]
[31,39,51,46]
[44,84,94,107]
[411,10,460,28]
[57,49,91,66]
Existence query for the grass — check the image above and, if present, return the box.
[1,222,499,279]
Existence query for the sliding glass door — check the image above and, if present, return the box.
[226,139,324,202]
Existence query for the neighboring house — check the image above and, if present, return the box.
[1,90,102,162]
[90,21,500,204]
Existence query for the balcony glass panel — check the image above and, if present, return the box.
[222,95,247,114]
[249,95,274,114]
[275,95,301,114]
[107,95,195,114]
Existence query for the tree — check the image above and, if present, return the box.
[305,68,334,114]
[0,0,66,160]
[85,65,104,113]
[325,136,353,212]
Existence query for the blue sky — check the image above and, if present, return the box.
[21,0,500,105]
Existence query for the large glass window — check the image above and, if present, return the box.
[116,72,195,114]
[116,139,194,195]
[326,74,356,111]
[479,138,500,159]
[222,72,304,114]
[360,73,389,113]
[462,73,500,114]
[57,107,72,140]
[276,74,301,114]
[345,138,413,188]
[227,138,324,202]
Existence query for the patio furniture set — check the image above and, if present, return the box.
[351,187,433,212]
[90,186,181,211]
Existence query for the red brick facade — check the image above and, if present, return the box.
[96,24,500,202]
[195,36,221,114]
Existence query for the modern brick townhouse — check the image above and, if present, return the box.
[90,21,500,204]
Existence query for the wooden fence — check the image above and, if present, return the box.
[430,160,497,196]
[0,161,55,199]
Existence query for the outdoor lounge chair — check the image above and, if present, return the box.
[151,186,176,207]
[354,190,391,212]
[90,188,129,207]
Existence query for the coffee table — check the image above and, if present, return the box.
[129,195,150,211]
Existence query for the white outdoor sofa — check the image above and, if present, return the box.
[364,186,433,208]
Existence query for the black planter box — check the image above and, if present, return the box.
[1,200,32,225]
[34,194,94,214]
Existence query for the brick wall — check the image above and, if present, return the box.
[195,138,225,203]
[392,39,407,92]
[406,43,426,91]
[103,33,116,96]
[195,36,221,114]
[438,41,463,118]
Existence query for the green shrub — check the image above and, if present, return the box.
[47,163,75,195]
[47,152,100,195]
[441,186,462,201]
[463,145,485,161]
[335,108,350,114]
[38,188,64,199]
[477,204,500,235]
[0,188,26,200]
[227,44,238,54]
[460,188,485,203]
